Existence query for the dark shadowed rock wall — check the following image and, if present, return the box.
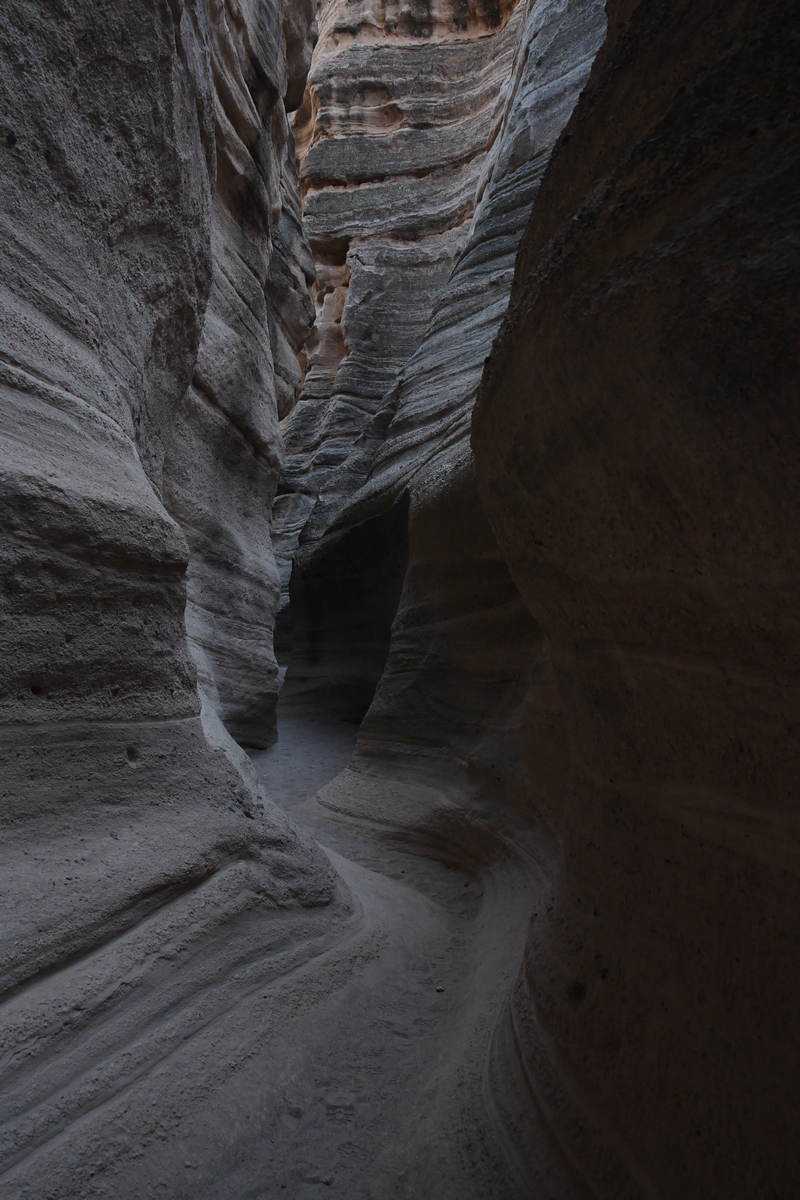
[473,0,800,1194]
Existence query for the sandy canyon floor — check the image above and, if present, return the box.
[186,686,539,1200]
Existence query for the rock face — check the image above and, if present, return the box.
[277,0,605,1180]
[473,0,800,1194]
[4,0,795,1193]
[271,0,525,661]
[281,0,605,805]
[0,2,336,1192]
[161,0,318,748]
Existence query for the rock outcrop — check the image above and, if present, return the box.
[0,2,337,1193]
[162,0,318,748]
[473,0,800,1194]
[271,0,526,660]
[281,0,605,822]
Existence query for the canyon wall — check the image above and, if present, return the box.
[275,0,798,1193]
[282,0,605,845]
[271,0,523,663]
[279,0,606,725]
[3,0,794,1193]
[473,0,800,1194]
[162,0,317,748]
[0,2,338,1193]
[277,0,606,1183]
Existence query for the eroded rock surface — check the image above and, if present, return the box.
[276,1,605,1186]
[162,0,318,748]
[473,0,800,1194]
[271,0,527,663]
[282,0,605,846]
[0,2,337,1193]
[3,0,794,1194]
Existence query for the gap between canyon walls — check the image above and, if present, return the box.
[1,0,795,1196]
[270,0,609,1193]
[274,0,800,1195]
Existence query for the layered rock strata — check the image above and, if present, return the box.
[0,1,337,1192]
[278,2,605,1185]
[271,0,528,661]
[162,0,318,748]
[473,0,800,1194]
[283,0,605,810]
[266,142,319,653]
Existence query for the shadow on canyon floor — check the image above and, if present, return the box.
[189,673,554,1200]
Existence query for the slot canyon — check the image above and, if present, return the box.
[0,0,796,1196]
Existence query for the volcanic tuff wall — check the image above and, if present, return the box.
[278,0,605,728]
[277,0,607,1182]
[0,2,337,1193]
[271,0,521,658]
[164,0,318,749]
[3,0,795,1194]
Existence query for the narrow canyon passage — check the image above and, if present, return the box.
[187,685,544,1200]
[2,0,796,1196]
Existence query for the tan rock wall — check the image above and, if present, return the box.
[271,0,527,654]
[283,0,605,796]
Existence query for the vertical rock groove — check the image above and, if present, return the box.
[162,0,318,749]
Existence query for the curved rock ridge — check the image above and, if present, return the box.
[0,2,339,1193]
[271,3,528,651]
[162,0,318,749]
[473,0,800,1194]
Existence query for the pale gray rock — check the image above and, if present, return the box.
[0,1,336,1193]
[274,0,531,695]
[338,0,606,525]
[161,0,318,749]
